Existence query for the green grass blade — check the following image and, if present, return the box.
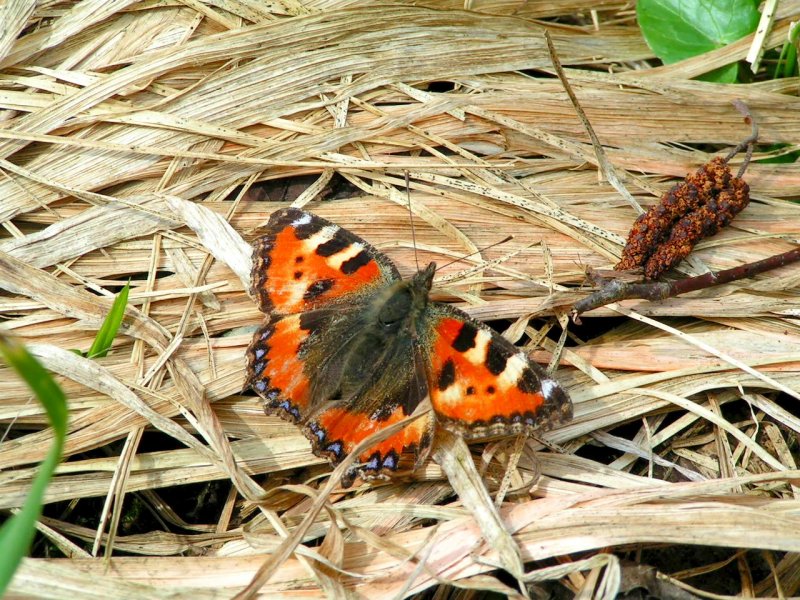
[0,336,68,595]
[86,282,130,359]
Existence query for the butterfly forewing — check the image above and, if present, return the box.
[251,208,400,315]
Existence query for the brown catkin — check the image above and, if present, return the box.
[616,157,750,279]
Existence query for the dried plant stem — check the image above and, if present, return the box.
[728,99,759,178]
[543,31,642,214]
[572,245,800,321]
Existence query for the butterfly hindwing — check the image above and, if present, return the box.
[251,208,400,315]
[423,303,572,438]
[299,297,434,485]
[306,403,435,487]
[247,305,365,424]
[248,294,435,484]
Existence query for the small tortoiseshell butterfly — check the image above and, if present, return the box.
[246,208,572,486]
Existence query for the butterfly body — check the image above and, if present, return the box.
[246,208,571,486]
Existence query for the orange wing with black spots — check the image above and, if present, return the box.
[247,300,434,485]
[306,404,435,487]
[246,313,314,423]
[424,304,572,438]
[251,208,399,315]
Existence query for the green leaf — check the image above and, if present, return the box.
[638,0,760,75]
[756,144,800,164]
[698,63,739,83]
[773,23,799,79]
[0,336,67,595]
[86,282,130,359]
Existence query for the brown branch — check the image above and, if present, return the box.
[572,246,800,323]
[573,100,771,322]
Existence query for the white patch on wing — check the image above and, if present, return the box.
[327,242,364,270]
[436,381,464,408]
[302,224,338,254]
[281,273,308,306]
[541,379,559,399]
[497,352,526,391]
[464,328,491,365]
[281,313,301,331]
[277,280,306,309]
[270,315,304,382]
[291,213,313,227]
[276,250,318,308]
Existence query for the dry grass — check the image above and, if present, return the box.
[2,1,800,598]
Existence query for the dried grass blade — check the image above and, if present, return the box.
[0,0,34,62]
[432,430,525,581]
[166,197,252,289]
[612,304,800,402]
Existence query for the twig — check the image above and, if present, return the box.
[574,100,768,320]
[572,246,800,322]
[728,99,759,178]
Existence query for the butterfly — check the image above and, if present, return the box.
[245,208,572,486]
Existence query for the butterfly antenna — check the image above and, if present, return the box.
[405,171,420,271]
[436,235,514,272]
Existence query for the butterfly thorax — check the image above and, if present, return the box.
[373,262,436,334]
[325,262,435,414]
